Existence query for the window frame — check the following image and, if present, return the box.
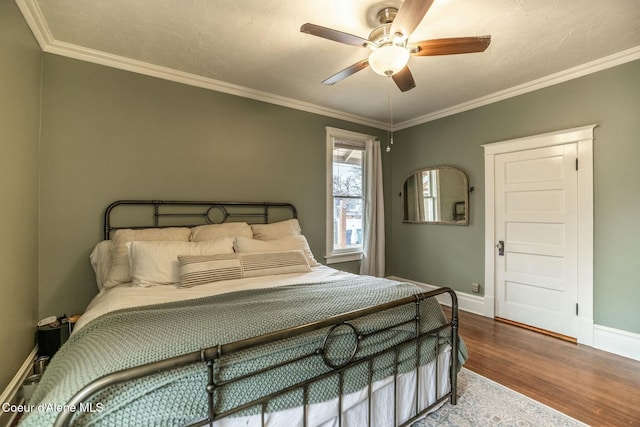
[325,127,374,264]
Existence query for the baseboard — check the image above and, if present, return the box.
[0,346,37,427]
[593,325,640,362]
[386,276,485,316]
[387,276,640,362]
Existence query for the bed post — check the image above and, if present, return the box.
[203,347,218,423]
[449,289,459,405]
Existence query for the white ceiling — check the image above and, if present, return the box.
[17,0,640,129]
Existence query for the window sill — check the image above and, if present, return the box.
[325,252,363,265]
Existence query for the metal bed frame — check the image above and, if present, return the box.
[55,200,459,427]
[103,200,298,240]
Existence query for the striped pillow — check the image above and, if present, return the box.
[178,250,311,288]
[241,250,311,278]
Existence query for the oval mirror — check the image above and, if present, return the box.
[402,166,469,225]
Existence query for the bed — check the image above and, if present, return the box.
[20,200,466,427]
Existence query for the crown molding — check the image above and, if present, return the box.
[17,0,640,133]
[394,45,640,130]
[15,0,388,131]
[15,0,52,47]
[45,39,390,130]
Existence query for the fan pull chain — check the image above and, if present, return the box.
[386,92,394,152]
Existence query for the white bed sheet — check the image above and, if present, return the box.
[213,348,452,427]
[75,265,354,332]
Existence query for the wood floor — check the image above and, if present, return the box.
[453,308,640,426]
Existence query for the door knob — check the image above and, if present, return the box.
[497,240,505,256]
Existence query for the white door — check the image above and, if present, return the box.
[494,143,578,338]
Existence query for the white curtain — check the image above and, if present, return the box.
[405,173,425,221]
[360,139,385,277]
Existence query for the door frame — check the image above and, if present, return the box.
[482,125,597,345]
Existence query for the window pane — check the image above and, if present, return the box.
[422,172,431,196]
[333,197,363,250]
[333,148,363,197]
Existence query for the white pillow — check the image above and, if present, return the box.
[89,240,112,291]
[234,235,319,267]
[190,222,253,242]
[129,238,235,286]
[251,219,302,240]
[104,227,191,289]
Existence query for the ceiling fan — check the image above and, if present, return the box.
[300,0,491,92]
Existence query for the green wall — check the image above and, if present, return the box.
[0,0,41,392]
[387,60,640,334]
[38,54,384,317]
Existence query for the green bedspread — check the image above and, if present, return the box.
[20,276,467,426]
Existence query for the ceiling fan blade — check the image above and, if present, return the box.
[322,59,370,85]
[392,66,416,92]
[390,0,435,39]
[410,36,491,56]
[301,23,369,48]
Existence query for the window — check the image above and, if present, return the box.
[422,169,440,222]
[325,127,372,263]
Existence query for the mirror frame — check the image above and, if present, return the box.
[401,166,470,225]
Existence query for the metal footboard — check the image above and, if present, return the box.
[54,288,459,427]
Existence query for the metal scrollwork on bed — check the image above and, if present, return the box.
[42,200,462,427]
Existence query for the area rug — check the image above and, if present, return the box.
[413,368,588,427]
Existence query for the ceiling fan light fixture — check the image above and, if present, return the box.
[301,2,491,91]
[368,44,410,77]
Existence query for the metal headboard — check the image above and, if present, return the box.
[104,200,298,240]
